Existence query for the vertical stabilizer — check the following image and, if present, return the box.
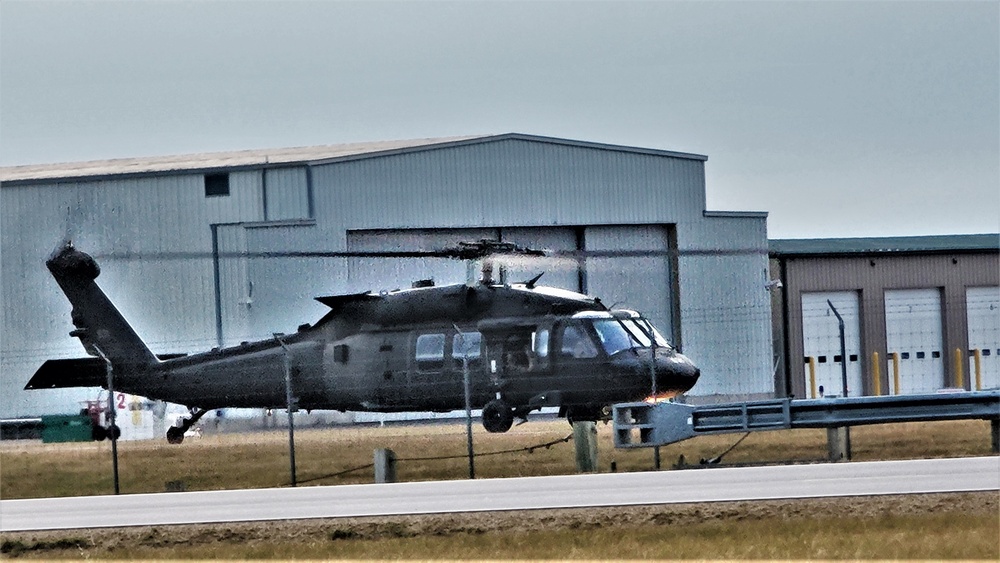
[46,244,158,370]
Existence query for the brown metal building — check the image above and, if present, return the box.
[769,234,1000,399]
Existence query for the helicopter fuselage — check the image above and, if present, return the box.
[119,283,700,415]
[30,245,701,436]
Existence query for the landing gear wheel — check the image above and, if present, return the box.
[107,424,121,440]
[165,407,208,445]
[482,399,514,433]
[91,425,107,441]
[166,426,185,445]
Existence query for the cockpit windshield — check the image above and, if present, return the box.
[580,312,671,356]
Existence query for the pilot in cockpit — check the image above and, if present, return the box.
[560,323,598,359]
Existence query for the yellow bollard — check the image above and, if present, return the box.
[974,349,982,391]
[954,348,964,389]
[872,352,881,396]
[892,352,901,395]
[808,356,818,399]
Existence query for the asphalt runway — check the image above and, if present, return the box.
[2,456,997,532]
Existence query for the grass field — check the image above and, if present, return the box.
[1,419,997,559]
[1,418,996,499]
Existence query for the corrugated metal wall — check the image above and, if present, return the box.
[675,215,773,399]
[263,167,311,220]
[310,139,707,230]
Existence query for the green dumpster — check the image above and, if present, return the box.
[41,414,93,443]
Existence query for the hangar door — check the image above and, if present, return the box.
[884,288,945,394]
[215,224,251,347]
[347,228,581,293]
[584,225,675,346]
[800,291,863,397]
[967,286,1000,390]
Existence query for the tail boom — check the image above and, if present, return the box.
[46,244,158,371]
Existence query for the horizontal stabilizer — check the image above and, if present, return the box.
[25,358,107,390]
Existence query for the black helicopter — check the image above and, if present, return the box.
[27,241,700,443]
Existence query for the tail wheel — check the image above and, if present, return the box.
[166,426,185,445]
[482,399,514,433]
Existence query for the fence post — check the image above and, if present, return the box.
[374,448,397,483]
[826,427,849,462]
[991,420,999,454]
[572,421,598,473]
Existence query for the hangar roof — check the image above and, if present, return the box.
[769,233,1000,257]
[0,133,708,185]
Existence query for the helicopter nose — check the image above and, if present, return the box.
[655,352,700,394]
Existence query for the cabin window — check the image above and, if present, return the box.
[415,333,445,370]
[560,323,598,359]
[452,332,482,369]
[534,329,549,358]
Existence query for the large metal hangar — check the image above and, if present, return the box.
[1,133,772,418]
[769,235,1000,400]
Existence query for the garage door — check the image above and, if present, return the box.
[884,288,945,393]
[967,286,1000,390]
[801,291,863,397]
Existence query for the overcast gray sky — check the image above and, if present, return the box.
[1,1,997,238]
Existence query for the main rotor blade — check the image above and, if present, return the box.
[89,247,767,261]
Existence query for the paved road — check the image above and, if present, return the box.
[2,456,997,532]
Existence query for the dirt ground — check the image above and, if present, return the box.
[3,491,996,557]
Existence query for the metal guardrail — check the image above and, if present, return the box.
[613,390,1000,451]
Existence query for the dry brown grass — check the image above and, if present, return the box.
[1,419,996,499]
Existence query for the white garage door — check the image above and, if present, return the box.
[884,288,945,393]
[801,291,863,397]
[967,286,1000,390]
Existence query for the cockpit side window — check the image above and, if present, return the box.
[559,323,598,359]
[415,333,446,371]
[592,320,636,356]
